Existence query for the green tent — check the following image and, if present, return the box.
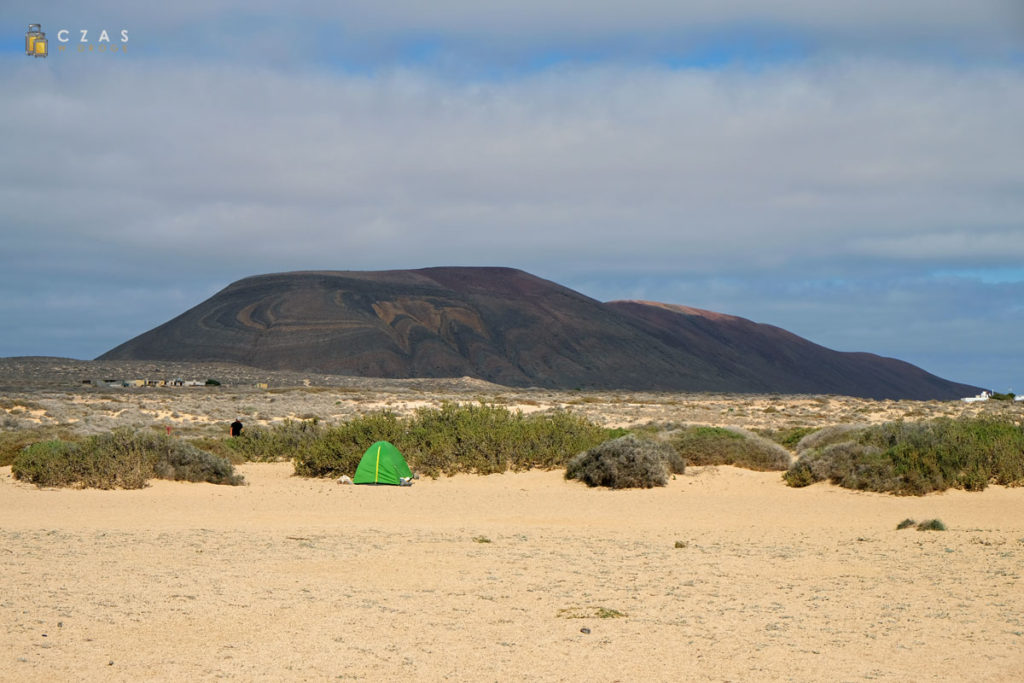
[353,441,413,486]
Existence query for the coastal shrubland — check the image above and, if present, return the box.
[784,417,1024,494]
[12,428,244,489]
[291,403,618,478]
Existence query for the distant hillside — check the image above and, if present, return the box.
[98,267,980,399]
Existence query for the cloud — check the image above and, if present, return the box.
[1,3,1021,391]
[4,58,1021,274]
[5,0,1022,68]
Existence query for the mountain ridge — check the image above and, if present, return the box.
[98,267,980,399]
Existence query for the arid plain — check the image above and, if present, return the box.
[2,358,1023,681]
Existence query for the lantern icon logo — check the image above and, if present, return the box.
[26,24,48,58]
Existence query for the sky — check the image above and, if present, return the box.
[1,1,1022,392]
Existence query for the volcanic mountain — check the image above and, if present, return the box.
[98,267,979,399]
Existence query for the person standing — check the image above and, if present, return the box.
[229,418,244,437]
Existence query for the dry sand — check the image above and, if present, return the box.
[3,462,1023,681]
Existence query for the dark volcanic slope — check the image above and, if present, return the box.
[99,268,980,399]
[606,301,979,400]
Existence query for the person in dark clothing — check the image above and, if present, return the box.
[230,419,243,437]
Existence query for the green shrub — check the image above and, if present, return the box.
[784,418,1024,495]
[12,440,92,488]
[990,392,1015,401]
[189,436,242,464]
[896,518,917,530]
[917,519,947,531]
[228,419,324,462]
[0,426,77,467]
[12,428,244,489]
[13,432,150,489]
[761,426,820,450]
[782,464,816,488]
[671,426,792,471]
[565,434,682,489]
[293,411,403,477]
[292,404,613,479]
[151,439,245,485]
[794,425,866,453]
[406,404,614,476]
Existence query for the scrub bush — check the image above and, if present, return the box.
[227,418,324,462]
[0,426,77,467]
[759,426,820,450]
[565,434,683,489]
[151,439,245,485]
[12,428,244,489]
[784,418,1024,495]
[917,519,947,531]
[291,404,613,478]
[292,411,403,477]
[671,426,792,471]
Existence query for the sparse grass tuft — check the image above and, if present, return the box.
[557,606,627,619]
[565,434,682,489]
[896,518,917,530]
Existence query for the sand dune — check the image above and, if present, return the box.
[3,463,1022,681]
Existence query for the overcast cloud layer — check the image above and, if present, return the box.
[1,2,1022,391]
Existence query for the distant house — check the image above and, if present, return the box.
[961,391,991,403]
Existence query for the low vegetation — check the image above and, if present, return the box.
[565,434,684,489]
[290,403,619,478]
[1,425,78,467]
[557,606,628,619]
[225,418,326,462]
[758,426,820,450]
[916,519,947,531]
[12,428,244,489]
[670,426,793,471]
[897,518,947,531]
[784,418,1024,495]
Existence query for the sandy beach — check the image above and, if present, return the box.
[3,461,1022,681]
